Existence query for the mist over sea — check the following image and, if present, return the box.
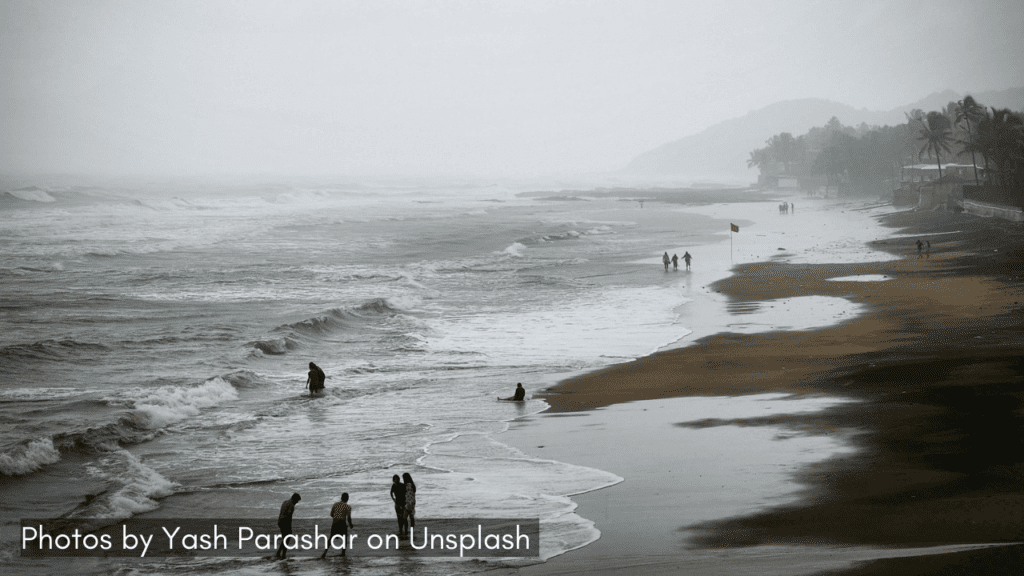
[1,178,730,574]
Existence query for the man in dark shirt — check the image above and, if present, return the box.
[390,475,407,535]
[275,493,301,559]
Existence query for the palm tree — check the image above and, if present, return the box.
[954,96,985,182]
[917,111,953,178]
[982,108,1024,202]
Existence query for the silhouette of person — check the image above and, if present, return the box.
[275,493,300,559]
[683,251,692,271]
[403,473,417,533]
[320,492,353,559]
[662,252,670,271]
[791,203,795,213]
[306,362,326,395]
[916,240,923,258]
[671,253,678,270]
[390,475,407,535]
[500,383,526,401]
[926,240,931,258]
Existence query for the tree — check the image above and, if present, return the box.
[979,108,1024,201]
[917,111,954,178]
[954,95,985,182]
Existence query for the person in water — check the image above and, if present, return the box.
[306,362,326,395]
[402,473,417,533]
[390,474,407,535]
[320,492,353,559]
[275,493,301,559]
[662,252,670,271]
[683,251,692,271]
[500,383,526,401]
[671,253,679,270]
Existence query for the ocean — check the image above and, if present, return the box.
[1,177,754,575]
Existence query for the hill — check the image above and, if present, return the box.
[623,88,1024,181]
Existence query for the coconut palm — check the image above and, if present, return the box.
[954,96,986,182]
[980,108,1024,200]
[917,111,954,178]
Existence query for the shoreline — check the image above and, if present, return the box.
[506,200,1024,574]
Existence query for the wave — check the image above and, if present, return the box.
[0,338,112,365]
[3,376,242,476]
[67,451,177,519]
[126,376,240,429]
[0,438,62,475]
[0,262,65,276]
[2,187,57,203]
[250,298,413,355]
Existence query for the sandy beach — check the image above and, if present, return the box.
[506,198,1024,575]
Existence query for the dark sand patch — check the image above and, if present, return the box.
[525,208,1024,575]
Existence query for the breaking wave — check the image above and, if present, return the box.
[249,298,412,355]
[0,438,62,476]
[3,376,242,476]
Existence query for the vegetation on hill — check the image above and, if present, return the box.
[747,96,1024,198]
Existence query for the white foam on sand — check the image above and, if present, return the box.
[828,274,891,282]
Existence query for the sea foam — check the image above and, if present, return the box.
[0,438,62,476]
[129,377,239,429]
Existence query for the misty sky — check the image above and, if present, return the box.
[2,0,1023,177]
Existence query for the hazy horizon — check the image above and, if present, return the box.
[3,0,1023,179]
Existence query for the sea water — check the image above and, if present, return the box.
[1,178,743,575]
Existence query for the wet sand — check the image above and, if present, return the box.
[508,201,1024,575]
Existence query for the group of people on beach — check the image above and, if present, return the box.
[778,202,794,214]
[274,472,418,560]
[662,251,692,271]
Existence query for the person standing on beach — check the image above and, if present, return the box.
[306,362,326,395]
[403,473,417,533]
[926,240,931,258]
[916,240,923,258]
[320,492,353,559]
[390,475,407,535]
[662,252,670,271]
[275,493,301,560]
[683,251,692,271]
[672,253,679,270]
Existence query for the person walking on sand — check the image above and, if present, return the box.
[275,493,300,560]
[683,251,692,271]
[662,252,670,271]
[926,240,931,259]
[916,239,923,258]
[320,492,353,559]
[403,473,417,533]
[672,253,679,270]
[306,362,326,395]
[390,475,407,536]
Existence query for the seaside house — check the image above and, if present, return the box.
[893,163,983,210]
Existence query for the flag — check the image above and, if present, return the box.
[730,223,739,233]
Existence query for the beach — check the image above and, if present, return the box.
[505,202,1024,574]
[4,182,1023,575]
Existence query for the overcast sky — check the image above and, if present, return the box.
[2,0,1022,177]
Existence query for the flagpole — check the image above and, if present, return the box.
[729,223,738,263]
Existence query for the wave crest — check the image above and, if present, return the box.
[0,438,62,476]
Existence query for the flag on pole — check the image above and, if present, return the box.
[730,223,739,233]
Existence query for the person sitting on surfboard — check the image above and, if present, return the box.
[500,383,526,401]
[306,362,326,395]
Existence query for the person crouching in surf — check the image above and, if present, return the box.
[306,362,326,395]
[500,383,526,401]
